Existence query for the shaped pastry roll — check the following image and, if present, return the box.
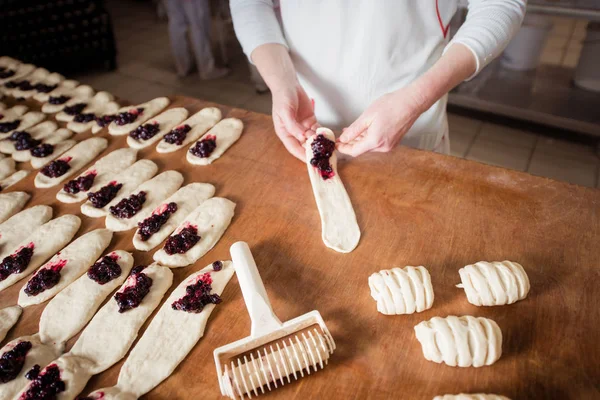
[369,266,434,315]
[434,394,511,400]
[457,261,530,306]
[414,316,502,367]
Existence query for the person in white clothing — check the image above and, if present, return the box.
[230,1,526,160]
[165,0,230,80]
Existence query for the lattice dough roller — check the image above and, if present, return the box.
[213,241,336,399]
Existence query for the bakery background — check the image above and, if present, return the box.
[0,0,598,188]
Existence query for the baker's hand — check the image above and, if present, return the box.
[272,83,319,161]
[337,88,425,157]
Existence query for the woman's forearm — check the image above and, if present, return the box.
[251,44,299,95]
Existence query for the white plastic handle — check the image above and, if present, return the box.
[230,241,283,337]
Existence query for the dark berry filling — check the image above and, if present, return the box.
[137,202,177,241]
[87,181,122,208]
[19,363,65,400]
[163,124,191,145]
[13,132,41,151]
[87,253,121,285]
[0,69,15,79]
[34,83,58,93]
[48,95,70,105]
[63,171,96,194]
[95,114,116,128]
[129,265,146,277]
[73,113,96,123]
[171,273,221,313]
[63,103,87,116]
[189,135,216,158]
[10,80,34,91]
[0,119,20,133]
[40,157,71,178]
[25,364,40,380]
[0,243,34,282]
[115,107,144,126]
[31,143,54,158]
[212,261,223,271]
[164,225,200,255]
[0,341,32,383]
[8,130,28,141]
[129,122,160,141]
[114,272,153,313]
[109,191,146,219]
[24,259,67,297]
[310,134,336,180]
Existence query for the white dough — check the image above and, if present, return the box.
[67,100,120,134]
[70,263,174,373]
[127,107,189,148]
[369,266,434,315]
[87,262,235,399]
[12,128,73,163]
[0,157,15,179]
[55,91,115,122]
[306,128,360,253]
[153,197,236,267]
[81,159,158,218]
[39,250,134,345]
[0,205,52,259]
[34,137,108,188]
[41,85,95,114]
[0,191,30,223]
[32,79,79,103]
[133,183,215,251]
[186,117,243,165]
[105,170,183,232]
[30,139,76,170]
[18,229,113,307]
[434,394,511,400]
[0,305,22,343]
[108,97,170,135]
[57,148,138,204]
[156,107,222,153]
[0,63,35,85]
[457,261,530,307]
[0,214,81,292]
[414,316,503,368]
[0,170,29,191]
[0,111,46,140]
[0,121,57,154]
[0,105,28,122]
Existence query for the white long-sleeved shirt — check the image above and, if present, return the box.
[231,0,526,152]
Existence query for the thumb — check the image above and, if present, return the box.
[339,115,369,143]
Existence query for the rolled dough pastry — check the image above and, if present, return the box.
[0,63,35,85]
[0,170,29,191]
[0,214,81,292]
[153,197,236,267]
[55,91,115,122]
[457,261,530,306]
[105,170,183,232]
[67,100,120,134]
[108,97,170,136]
[434,394,511,400]
[0,191,30,223]
[39,250,134,345]
[32,79,79,103]
[30,139,76,170]
[0,157,15,180]
[0,205,52,259]
[126,107,189,148]
[41,85,95,114]
[3,67,49,97]
[10,72,63,99]
[0,305,22,343]
[80,159,158,218]
[414,315,502,367]
[0,105,28,122]
[0,111,46,140]
[369,266,434,315]
[305,128,360,253]
[12,128,73,163]
[133,183,215,251]
[156,107,222,153]
[56,148,137,204]
[34,137,108,188]
[17,228,113,307]
[0,120,57,154]
[186,117,243,165]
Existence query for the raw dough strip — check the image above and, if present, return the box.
[34,137,108,188]
[368,266,434,315]
[414,315,503,367]
[186,117,244,165]
[127,107,189,148]
[17,228,113,307]
[156,107,222,153]
[133,183,215,251]
[0,191,30,224]
[105,170,183,232]
[305,128,360,253]
[434,394,511,400]
[67,100,120,134]
[153,197,236,268]
[0,105,28,122]
[80,159,158,218]
[0,305,22,343]
[108,97,170,136]
[457,261,530,306]
[0,120,57,154]
[0,157,15,180]
[0,205,52,259]
[41,85,95,114]
[0,110,47,141]
[85,261,235,399]
[0,214,81,292]
[56,91,115,122]
[57,148,138,204]
[30,139,76,170]
[0,170,29,191]
[0,334,63,400]
[12,128,74,163]
[39,250,134,345]
[33,79,79,103]
[0,62,35,85]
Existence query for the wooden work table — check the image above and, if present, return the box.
[1,95,598,399]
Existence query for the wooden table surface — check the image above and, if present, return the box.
[1,95,599,400]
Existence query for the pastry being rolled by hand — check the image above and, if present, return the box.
[369,266,434,315]
[457,261,530,306]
